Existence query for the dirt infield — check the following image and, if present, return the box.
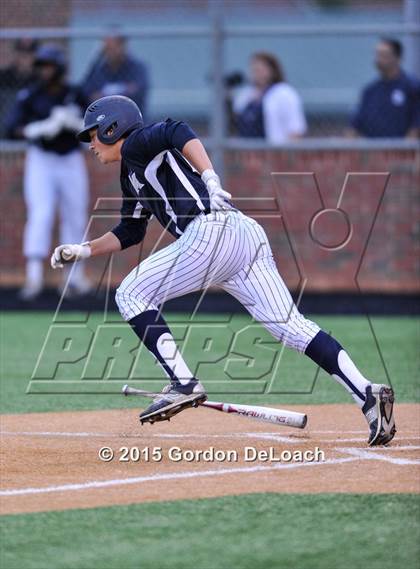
[1,403,419,515]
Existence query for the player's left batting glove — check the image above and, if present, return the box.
[201,169,232,211]
[51,243,91,269]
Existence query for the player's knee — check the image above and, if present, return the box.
[115,284,157,321]
[115,283,138,320]
[267,307,319,353]
[29,208,55,228]
[115,285,127,316]
[283,309,320,352]
[115,284,139,319]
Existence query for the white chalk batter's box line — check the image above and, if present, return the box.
[335,447,420,465]
[1,429,419,498]
[1,430,308,444]
[1,430,420,447]
[1,445,419,498]
[0,456,365,497]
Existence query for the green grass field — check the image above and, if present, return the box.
[1,494,419,569]
[1,311,419,569]
[0,312,419,413]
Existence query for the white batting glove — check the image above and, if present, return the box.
[52,105,84,132]
[23,117,61,140]
[50,106,69,124]
[51,243,91,269]
[201,169,232,211]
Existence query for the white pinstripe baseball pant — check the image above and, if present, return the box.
[115,210,320,353]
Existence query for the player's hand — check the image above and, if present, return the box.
[208,184,232,210]
[51,105,84,132]
[23,117,61,140]
[201,169,232,211]
[51,243,91,269]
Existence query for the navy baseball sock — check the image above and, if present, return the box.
[129,310,194,385]
[305,330,370,407]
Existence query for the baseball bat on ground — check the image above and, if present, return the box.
[200,400,307,429]
[122,384,307,429]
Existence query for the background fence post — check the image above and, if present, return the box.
[404,0,420,76]
[210,1,226,180]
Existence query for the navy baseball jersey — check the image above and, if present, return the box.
[111,119,212,249]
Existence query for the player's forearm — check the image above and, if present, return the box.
[182,139,232,208]
[89,232,122,256]
[181,139,213,174]
[51,231,122,269]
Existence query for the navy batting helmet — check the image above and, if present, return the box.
[77,95,143,144]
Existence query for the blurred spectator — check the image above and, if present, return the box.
[231,52,306,143]
[348,38,420,138]
[0,39,38,138]
[82,33,149,117]
[6,44,91,300]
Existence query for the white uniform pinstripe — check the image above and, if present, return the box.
[115,210,320,353]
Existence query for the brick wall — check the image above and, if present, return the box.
[1,0,70,27]
[0,0,71,65]
[1,147,419,292]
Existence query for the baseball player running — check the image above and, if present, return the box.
[51,95,395,446]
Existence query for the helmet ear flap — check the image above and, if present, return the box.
[97,121,120,144]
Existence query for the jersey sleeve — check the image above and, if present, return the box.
[73,87,89,114]
[122,119,198,163]
[5,88,32,139]
[409,78,420,129]
[350,86,369,132]
[411,104,420,129]
[111,176,152,250]
[128,59,150,111]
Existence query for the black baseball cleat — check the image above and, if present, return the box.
[139,379,207,425]
[362,383,396,446]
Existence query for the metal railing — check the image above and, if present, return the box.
[1,137,419,154]
[1,23,420,39]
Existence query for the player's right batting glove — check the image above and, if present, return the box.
[201,169,232,211]
[23,117,61,140]
[51,243,91,269]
